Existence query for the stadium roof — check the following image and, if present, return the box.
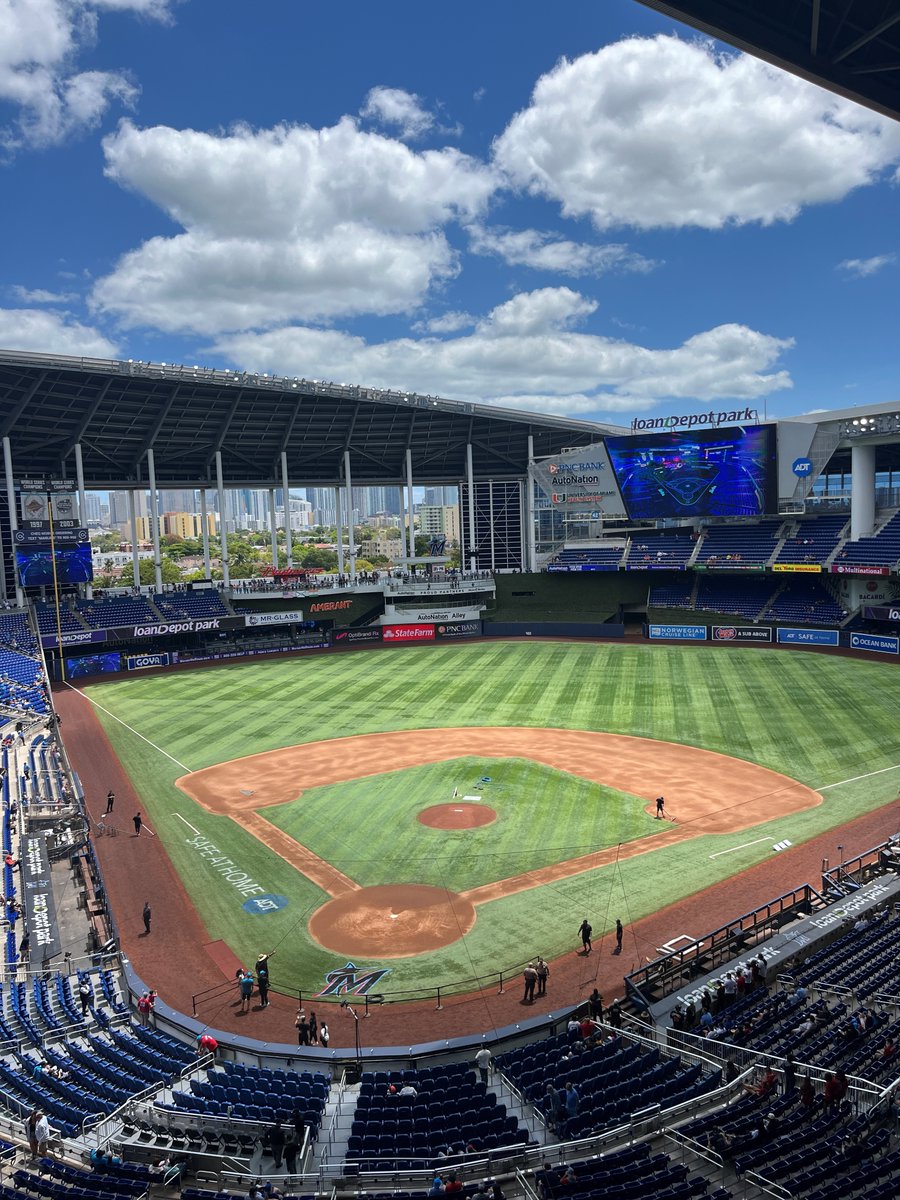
[636,1,900,122]
[0,350,626,489]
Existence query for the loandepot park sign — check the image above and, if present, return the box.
[630,407,760,432]
[530,442,627,518]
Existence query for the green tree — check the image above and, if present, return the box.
[118,557,183,587]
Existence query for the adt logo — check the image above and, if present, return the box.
[792,457,813,478]
[242,894,288,915]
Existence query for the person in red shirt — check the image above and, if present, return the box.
[197,1033,218,1058]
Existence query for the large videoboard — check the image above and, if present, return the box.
[605,424,776,519]
[15,543,93,587]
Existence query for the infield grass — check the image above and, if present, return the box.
[83,642,900,993]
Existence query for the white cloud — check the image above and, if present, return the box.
[209,287,793,416]
[469,224,656,276]
[0,306,119,356]
[413,310,476,334]
[0,0,169,153]
[837,253,897,278]
[92,117,496,332]
[494,35,900,231]
[12,285,78,303]
[360,86,433,140]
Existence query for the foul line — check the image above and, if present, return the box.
[819,762,900,791]
[63,682,191,773]
[709,836,771,859]
[174,813,202,836]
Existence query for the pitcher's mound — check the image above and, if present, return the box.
[418,803,497,829]
[309,884,477,957]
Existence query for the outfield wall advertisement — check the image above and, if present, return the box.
[712,626,773,642]
[776,627,839,646]
[126,652,172,670]
[648,624,708,641]
[849,632,899,655]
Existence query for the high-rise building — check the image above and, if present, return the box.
[159,489,197,512]
[418,504,461,544]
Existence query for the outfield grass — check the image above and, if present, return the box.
[85,642,900,994]
[262,757,655,890]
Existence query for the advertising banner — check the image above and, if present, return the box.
[124,615,247,639]
[244,610,304,627]
[41,628,108,649]
[435,621,483,639]
[14,526,89,545]
[627,562,686,571]
[126,652,172,670]
[648,624,707,641]
[332,627,383,645]
[772,563,822,573]
[547,563,619,572]
[712,626,773,642]
[696,562,766,571]
[776,627,839,646]
[831,563,891,577]
[849,632,899,655]
[863,606,900,623]
[21,835,60,960]
[382,623,435,642]
[530,442,627,518]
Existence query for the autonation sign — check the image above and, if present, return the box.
[530,442,627,518]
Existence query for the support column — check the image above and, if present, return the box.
[200,490,212,580]
[405,448,415,560]
[127,490,141,587]
[216,451,230,587]
[146,448,163,592]
[2,437,24,607]
[488,480,496,571]
[280,452,293,569]
[526,434,536,573]
[334,486,345,576]
[344,450,356,581]
[850,443,877,541]
[74,442,92,598]
[466,442,476,572]
[268,488,279,569]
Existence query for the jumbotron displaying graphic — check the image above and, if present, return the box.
[15,543,94,586]
[606,424,776,519]
[65,652,122,679]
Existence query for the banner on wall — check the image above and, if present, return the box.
[244,610,304,627]
[849,632,899,655]
[647,624,707,641]
[776,627,839,646]
[126,652,172,670]
[712,626,773,642]
[382,623,435,642]
[831,563,890,577]
[772,563,822,573]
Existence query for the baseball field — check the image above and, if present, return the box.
[78,640,900,998]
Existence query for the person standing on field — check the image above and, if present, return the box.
[579,920,593,953]
[133,812,142,836]
[536,956,550,996]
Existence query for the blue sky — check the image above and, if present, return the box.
[1,0,899,426]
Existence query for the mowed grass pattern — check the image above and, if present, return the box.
[262,757,655,889]
[85,643,900,992]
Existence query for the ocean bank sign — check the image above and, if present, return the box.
[849,632,899,655]
[648,624,707,641]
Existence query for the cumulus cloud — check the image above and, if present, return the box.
[209,287,793,416]
[360,86,433,140]
[413,310,476,334]
[11,285,78,303]
[92,117,496,331]
[837,253,897,278]
[469,224,656,276]
[0,306,119,356]
[0,0,170,153]
[494,35,900,231]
